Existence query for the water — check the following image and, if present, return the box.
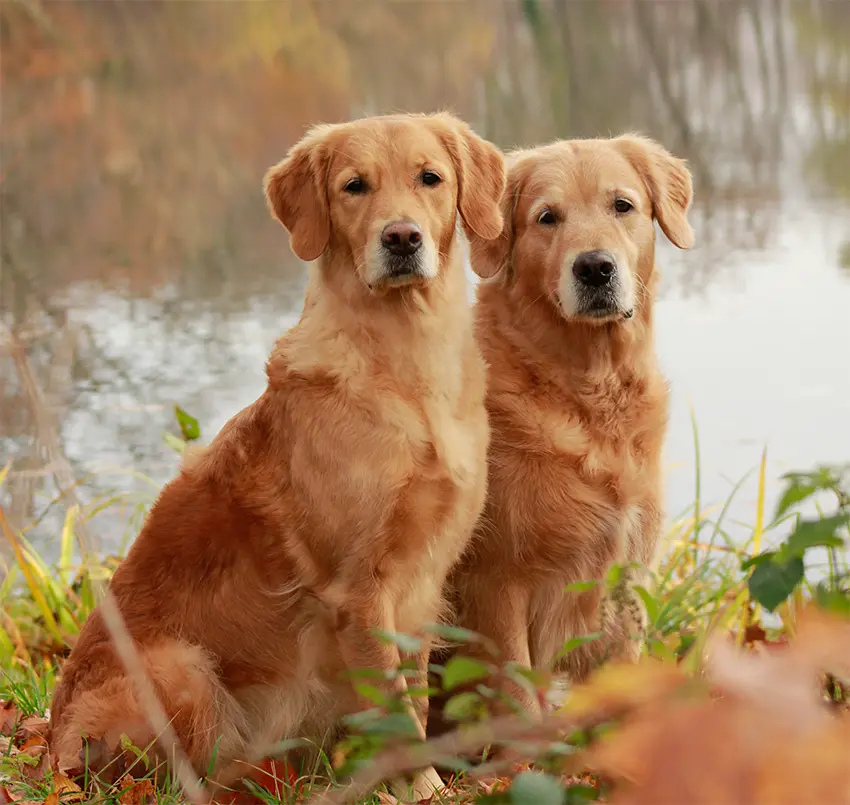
[1,0,849,559]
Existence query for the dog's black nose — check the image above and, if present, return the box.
[573,250,616,287]
[381,221,422,257]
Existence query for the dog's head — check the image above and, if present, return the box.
[471,136,694,324]
[264,113,505,292]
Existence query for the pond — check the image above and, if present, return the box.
[1,0,849,559]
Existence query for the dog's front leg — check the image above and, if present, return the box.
[456,581,539,719]
[335,595,417,727]
[335,596,444,802]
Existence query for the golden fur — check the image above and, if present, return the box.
[48,112,506,796]
[435,135,694,723]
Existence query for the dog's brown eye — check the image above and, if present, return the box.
[614,198,633,214]
[421,170,442,187]
[537,209,557,225]
[344,177,367,195]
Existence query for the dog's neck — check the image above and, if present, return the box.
[269,237,475,394]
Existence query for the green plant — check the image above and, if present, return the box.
[745,465,849,613]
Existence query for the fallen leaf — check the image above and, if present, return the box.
[117,774,155,805]
[248,757,298,793]
[19,748,51,783]
[15,716,48,743]
[375,792,399,804]
[0,702,20,736]
[18,734,47,754]
[52,772,84,803]
[586,606,850,805]
[560,657,688,720]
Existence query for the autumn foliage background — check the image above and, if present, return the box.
[1,1,850,804]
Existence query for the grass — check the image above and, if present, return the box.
[1,432,848,804]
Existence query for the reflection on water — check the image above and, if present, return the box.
[1,0,849,558]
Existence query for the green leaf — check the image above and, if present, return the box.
[353,682,389,707]
[604,563,624,590]
[648,638,677,663]
[564,784,597,804]
[425,624,484,644]
[555,632,603,661]
[265,737,310,756]
[510,771,564,805]
[740,551,777,571]
[502,664,548,704]
[373,629,422,653]
[163,431,187,455]
[442,656,491,691]
[348,710,419,738]
[676,632,698,660]
[430,755,473,773]
[174,405,201,441]
[774,477,818,519]
[564,580,601,594]
[405,685,440,699]
[424,623,499,656]
[784,515,848,556]
[443,691,485,722]
[632,585,659,627]
[814,583,850,618]
[748,555,804,612]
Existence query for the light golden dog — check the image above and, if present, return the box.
[436,135,694,723]
[49,112,505,798]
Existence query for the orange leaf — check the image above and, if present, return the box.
[15,715,48,743]
[0,702,20,736]
[117,775,155,805]
[18,734,47,754]
[52,772,84,803]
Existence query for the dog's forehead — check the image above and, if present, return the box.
[518,142,642,202]
[326,119,448,170]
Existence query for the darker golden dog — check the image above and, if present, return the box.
[49,112,505,798]
[433,135,694,727]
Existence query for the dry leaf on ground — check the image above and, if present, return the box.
[586,607,850,805]
[0,702,20,736]
[116,774,155,805]
[560,658,688,721]
[14,716,48,744]
[51,772,85,803]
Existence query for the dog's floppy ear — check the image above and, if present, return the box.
[615,135,695,250]
[264,125,331,262]
[466,149,530,280]
[432,114,505,259]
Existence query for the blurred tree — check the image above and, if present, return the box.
[793,0,850,268]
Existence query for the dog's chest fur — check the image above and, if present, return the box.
[275,300,489,623]
[487,367,667,576]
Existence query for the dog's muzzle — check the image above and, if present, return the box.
[573,249,623,317]
[376,220,427,286]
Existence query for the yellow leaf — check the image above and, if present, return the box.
[559,658,685,719]
[0,508,64,644]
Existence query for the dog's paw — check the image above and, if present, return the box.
[389,765,445,803]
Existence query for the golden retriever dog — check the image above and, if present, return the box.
[433,135,694,726]
[48,112,506,799]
